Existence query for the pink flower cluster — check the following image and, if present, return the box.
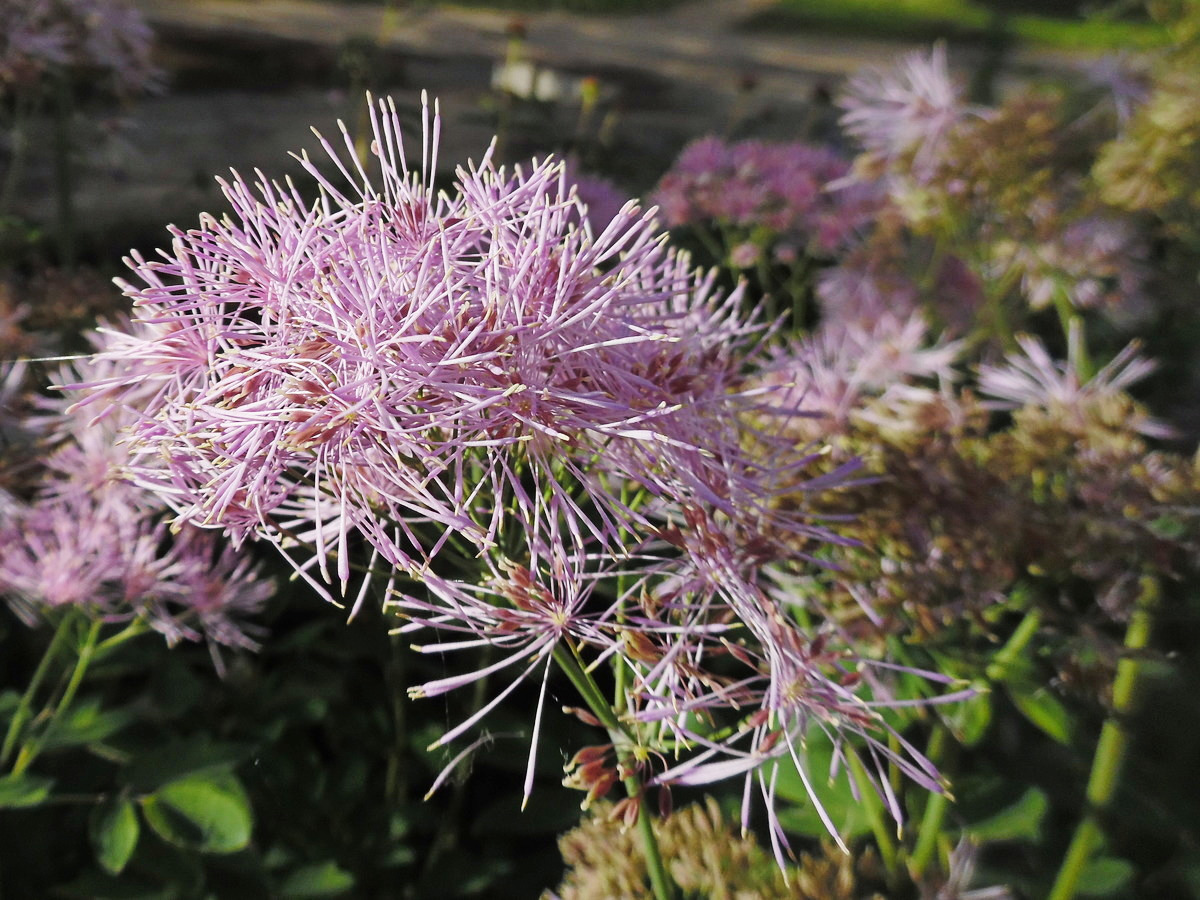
[0,327,271,665]
[652,136,875,256]
[74,95,954,854]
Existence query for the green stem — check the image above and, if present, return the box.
[553,643,674,900]
[847,751,898,877]
[911,606,1042,881]
[1,612,78,769]
[1047,576,1158,900]
[612,479,642,717]
[907,724,950,880]
[13,618,103,776]
[986,606,1043,684]
[1061,311,1094,382]
[94,617,149,657]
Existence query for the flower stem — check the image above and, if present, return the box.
[907,723,950,880]
[911,604,1042,880]
[1047,576,1158,900]
[847,750,898,877]
[1,611,78,769]
[985,605,1042,684]
[13,617,103,776]
[552,642,675,900]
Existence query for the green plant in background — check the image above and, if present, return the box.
[745,0,1169,50]
[654,19,1200,897]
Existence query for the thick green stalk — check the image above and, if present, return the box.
[907,724,949,880]
[911,606,1042,880]
[553,643,675,900]
[1047,576,1158,900]
[985,606,1042,684]
[1,612,78,768]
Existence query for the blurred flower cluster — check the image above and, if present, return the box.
[642,20,1200,894]
[550,797,886,900]
[0,0,160,99]
[0,313,271,665]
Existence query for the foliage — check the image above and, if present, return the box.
[745,0,1169,50]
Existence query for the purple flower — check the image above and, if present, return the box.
[994,214,1148,321]
[758,312,962,438]
[73,93,959,839]
[652,135,858,252]
[839,43,969,180]
[977,331,1171,438]
[0,334,272,658]
[81,95,780,603]
[1081,52,1151,125]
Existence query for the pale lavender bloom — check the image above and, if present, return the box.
[81,95,781,600]
[0,489,269,661]
[760,312,962,437]
[145,528,271,662]
[817,247,984,336]
[839,43,968,180]
[977,331,1172,438]
[0,492,163,621]
[1081,52,1151,125]
[74,94,928,835]
[629,509,966,870]
[398,556,620,809]
[815,255,921,331]
[0,338,272,654]
[996,214,1148,321]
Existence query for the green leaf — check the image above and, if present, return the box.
[948,685,992,746]
[141,771,253,853]
[90,796,140,875]
[966,787,1048,842]
[278,860,356,897]
[124,737,250,792]
[40,698,135,750]
[1007,685,1072,744]
[1077,856,1135,896]
[1148,514,1188,541]
[0,772,54,808]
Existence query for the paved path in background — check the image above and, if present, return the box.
[18,0,1096,255]
[135,0,1088,109]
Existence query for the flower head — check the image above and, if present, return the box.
[977,331,1171,438]
[839,43,968,180]
[652,135,860,252]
